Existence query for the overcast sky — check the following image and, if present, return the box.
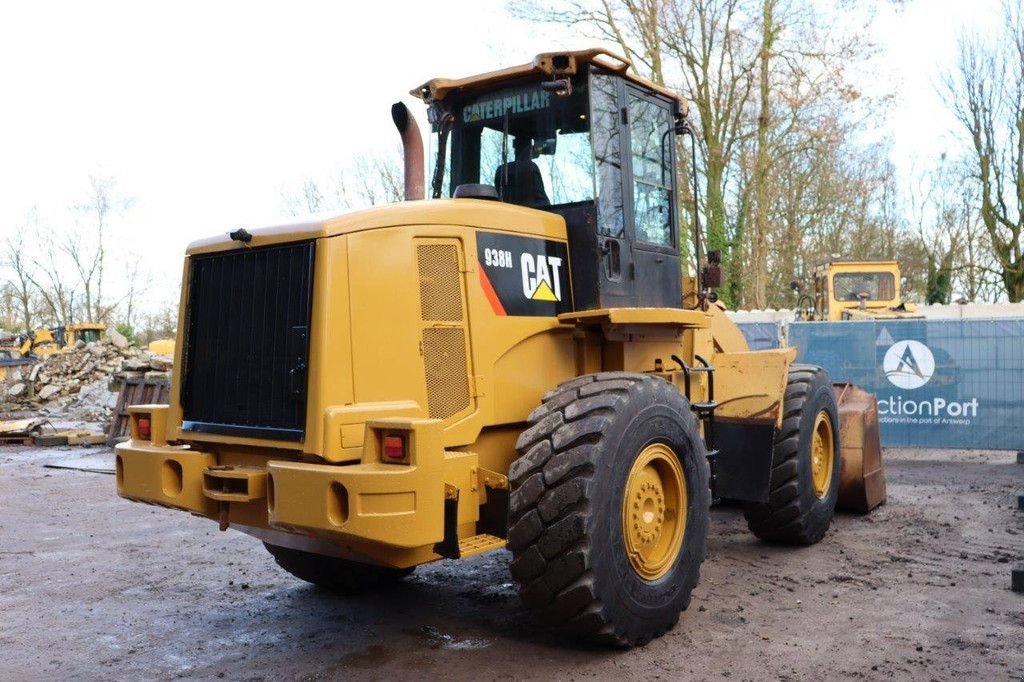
[0,0,1003,309]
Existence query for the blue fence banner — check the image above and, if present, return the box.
[788,318,1024,450]
[736,321,782,350]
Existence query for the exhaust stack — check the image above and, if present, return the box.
[391,102,425,201]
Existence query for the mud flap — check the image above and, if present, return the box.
[713,421,776,503]
[433,486,460,559]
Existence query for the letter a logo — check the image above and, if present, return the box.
[883,340,935,390]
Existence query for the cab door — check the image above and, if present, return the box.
[590,71,635,307]
[623,86,682,308]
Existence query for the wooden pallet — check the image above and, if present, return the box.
[0,434,35,446]
[106,377,170,446]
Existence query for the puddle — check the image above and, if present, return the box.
[406,625,493,651]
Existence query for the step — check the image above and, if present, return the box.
[458,533,506,558]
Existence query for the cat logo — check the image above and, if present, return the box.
[476,231,571,316]
[521,253,564,302]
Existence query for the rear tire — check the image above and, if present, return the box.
[743,364,841,545]
[263,543,414,592]
[507,372,711,647]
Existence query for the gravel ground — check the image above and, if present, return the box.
[1,445,1021,681]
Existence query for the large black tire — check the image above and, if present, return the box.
[507,372,711,647]
[263,543,414,592]
[743,364,841,545]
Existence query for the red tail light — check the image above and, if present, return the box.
[137,417,152,440]
[382,434,407,462]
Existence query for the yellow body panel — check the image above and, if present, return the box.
[147,338,176,355]
[28,328,61,356]
[714,348,797,425]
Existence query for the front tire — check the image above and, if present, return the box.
[263,543,414,592]
[507,372,711,647]
[743,364,841,545]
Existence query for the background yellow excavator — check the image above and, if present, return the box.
[793,260,924,321]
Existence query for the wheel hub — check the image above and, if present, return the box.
[622,443,687,581]
[811,410,835,499]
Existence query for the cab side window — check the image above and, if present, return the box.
[628,93,673,246]
[591,73,625,239]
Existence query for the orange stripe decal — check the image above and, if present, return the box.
[478,268,507,316]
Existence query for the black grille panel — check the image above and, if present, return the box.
[181,241,315,441]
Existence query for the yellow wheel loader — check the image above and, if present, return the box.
[116,49,884,647]
[793,259,924,321]
[23,328,61,357]
[56,322,106,349]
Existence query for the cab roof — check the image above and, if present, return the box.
[816,259,900,269]
[411,48,688,117]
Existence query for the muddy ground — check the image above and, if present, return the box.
[1,445,1021,681]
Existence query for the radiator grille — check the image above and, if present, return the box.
[180,241,315,441]
[417,244,464,321]
[417,241,471,420]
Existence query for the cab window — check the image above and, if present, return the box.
[833,272,895,301]
[449,79,594,208]
[591,73,625,239]
[627,92,673,246]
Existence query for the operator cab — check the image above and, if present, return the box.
[812,260,903,320]
[416,50,687,311]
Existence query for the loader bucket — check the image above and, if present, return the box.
[833,383,886,513]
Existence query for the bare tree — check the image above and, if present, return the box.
[67,175,131,322]
[118,257,153,332]
[510,0,885,308]
[26,229,77,328]
[136,303,179,347]
[283,178,328,216]
[283,150,404,218]
[945,1,1024,301]
[3,219,37,333]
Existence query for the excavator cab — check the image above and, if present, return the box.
[800,260,922,321]
[420,49,685,311]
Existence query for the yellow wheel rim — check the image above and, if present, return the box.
[621,443,687,581]
[811,410,835,499]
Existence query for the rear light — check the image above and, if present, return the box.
[382,433,408,463]
[137,417,152,440]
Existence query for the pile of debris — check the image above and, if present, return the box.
[0,329,173,420]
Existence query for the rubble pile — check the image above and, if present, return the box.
[0,329,173,419]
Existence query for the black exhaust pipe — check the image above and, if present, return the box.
[391,102,425,201]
